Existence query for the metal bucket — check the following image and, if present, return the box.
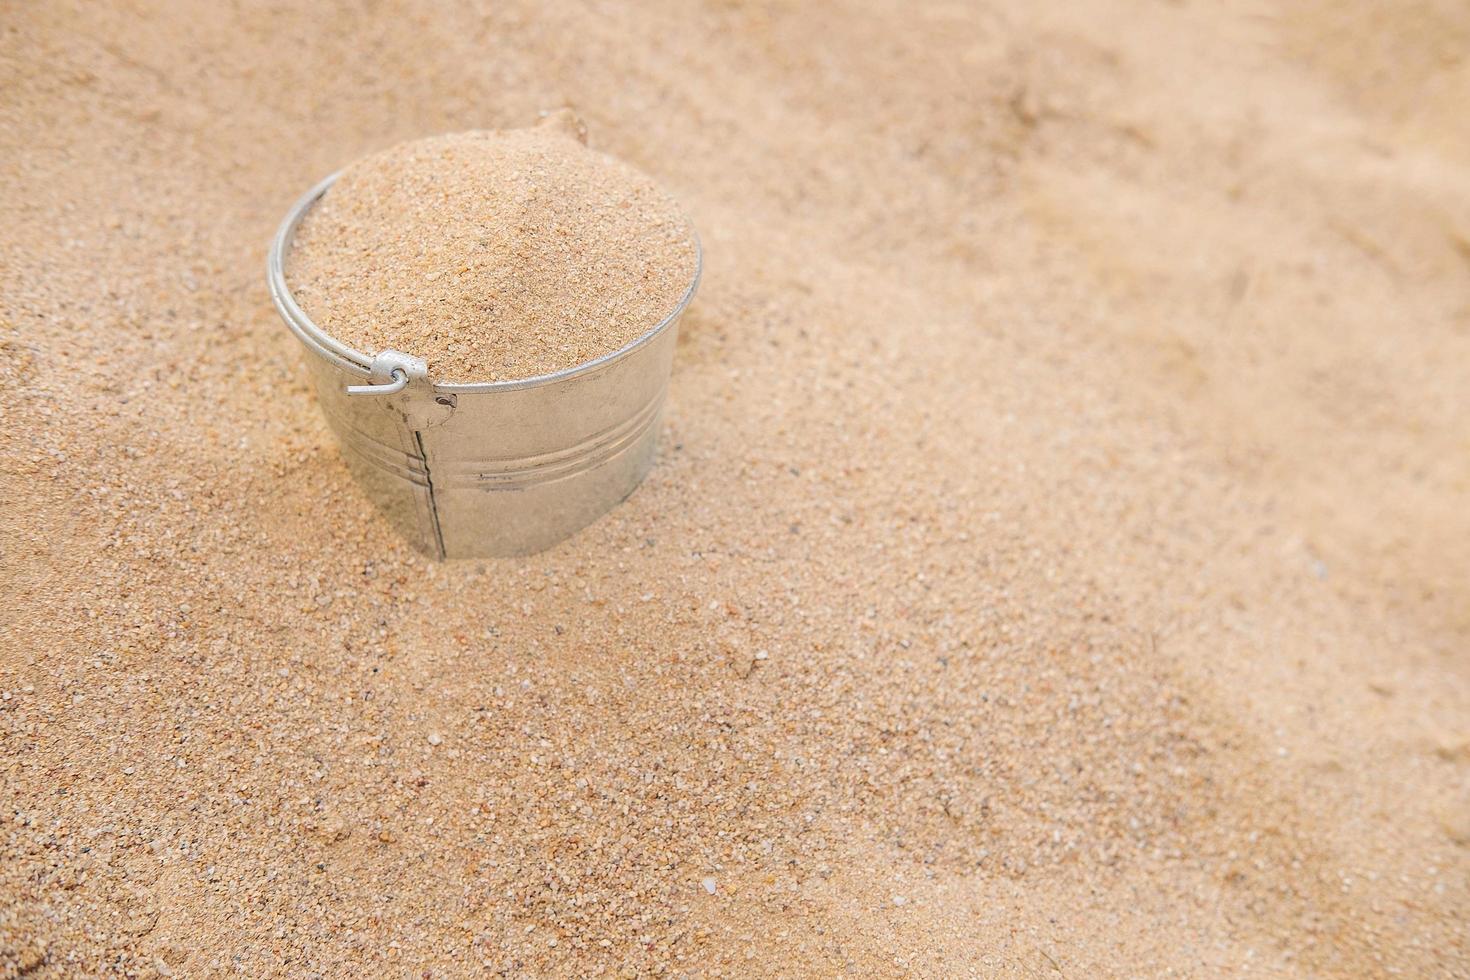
[267,173,701,559]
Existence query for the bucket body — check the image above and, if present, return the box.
[268,174,698,559]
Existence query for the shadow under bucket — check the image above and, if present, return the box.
[267,172,701,559]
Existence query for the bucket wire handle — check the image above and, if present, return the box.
[340,350,451,428]
[346,368,409,396]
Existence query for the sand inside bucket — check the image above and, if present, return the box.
[287,113,698,383]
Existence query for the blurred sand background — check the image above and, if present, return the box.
[3,1,1469,976]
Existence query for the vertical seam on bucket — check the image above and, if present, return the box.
[414,430,447,560]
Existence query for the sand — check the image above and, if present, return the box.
[2,1,1469,977]
[287,115,699,382]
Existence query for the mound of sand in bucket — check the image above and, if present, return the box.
[287,111,699,384]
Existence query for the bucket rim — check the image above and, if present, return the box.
[267,170,702,392]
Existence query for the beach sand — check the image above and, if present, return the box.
[2,1,1468,976]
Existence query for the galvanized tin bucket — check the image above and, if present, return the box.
[267,173,700,559]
